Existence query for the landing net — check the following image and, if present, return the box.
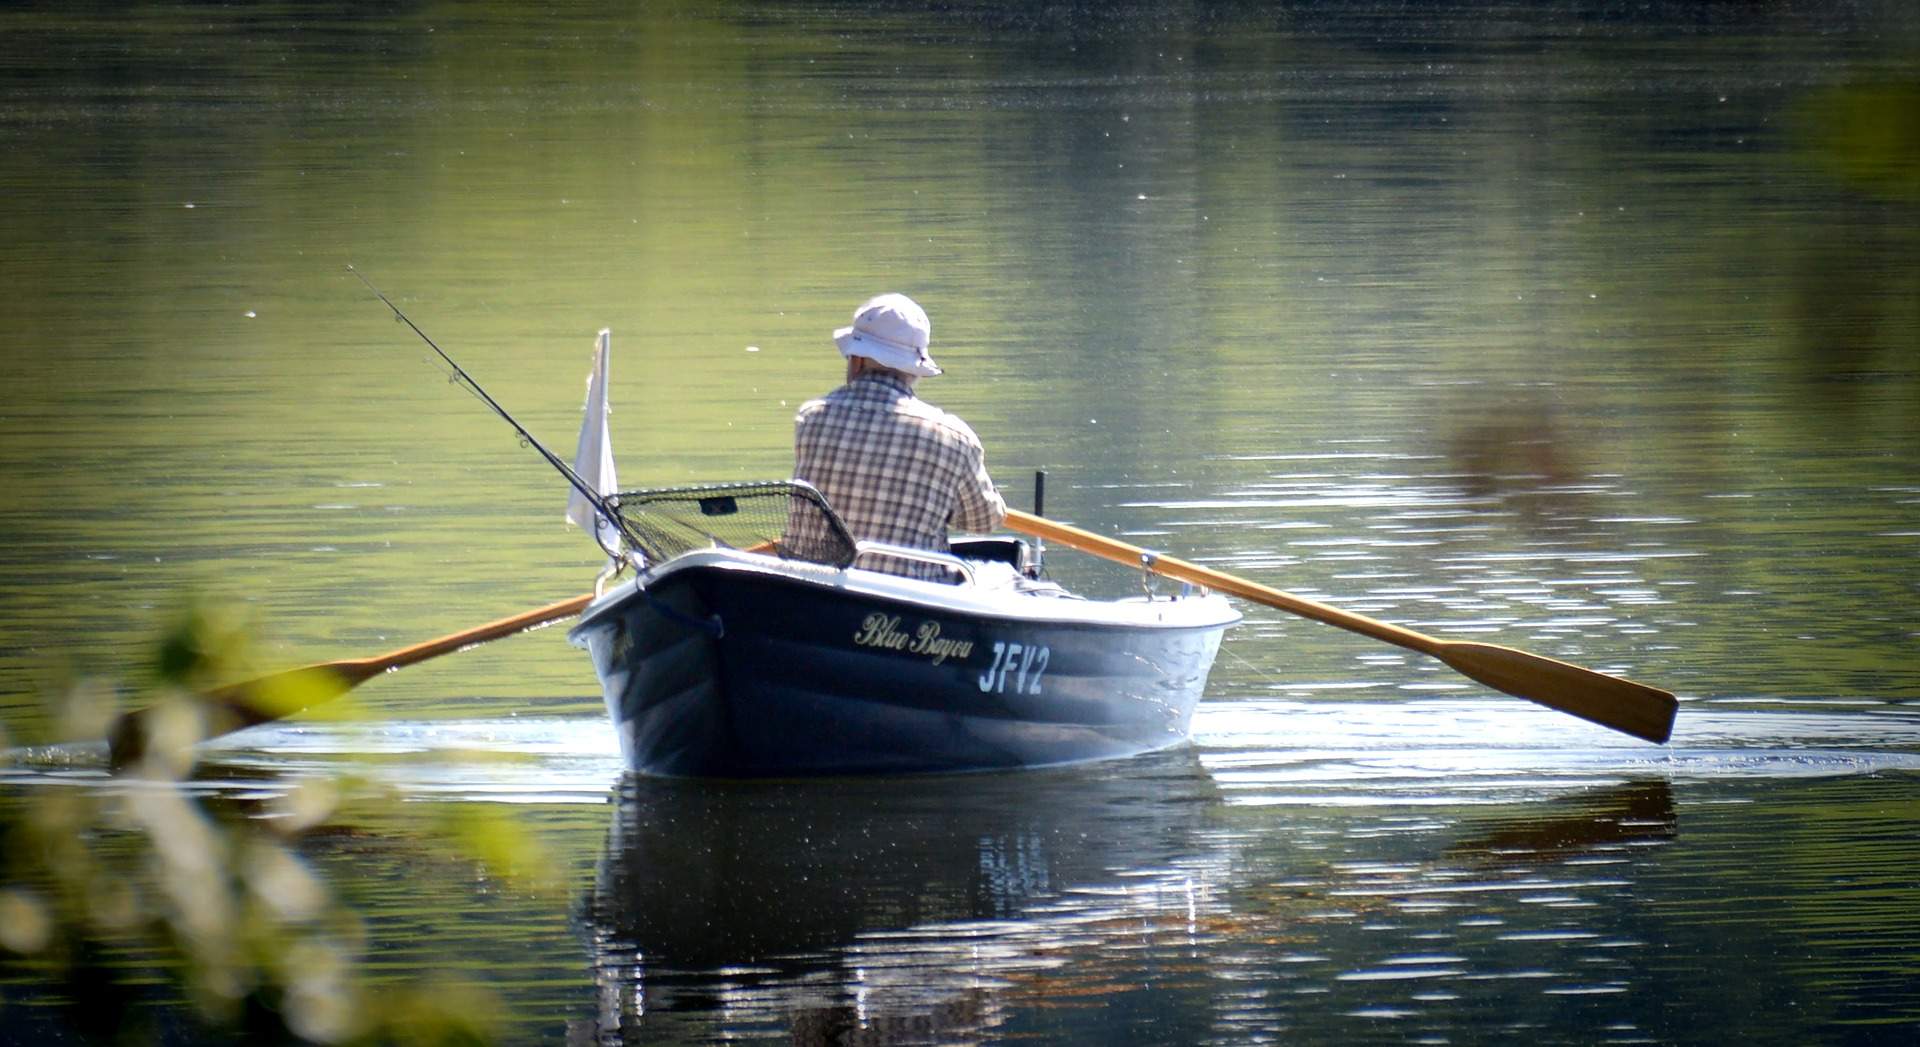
[607,480,858,568]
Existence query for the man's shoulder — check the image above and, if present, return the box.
[899,395,983,446]
[795,388,845,423]
[796,381,982,447]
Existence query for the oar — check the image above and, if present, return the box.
[1003,509,1677,743]
[108,592,596,767]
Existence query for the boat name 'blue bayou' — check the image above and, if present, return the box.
[853,612,976,666]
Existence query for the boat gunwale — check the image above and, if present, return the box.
[568,546,1242,640]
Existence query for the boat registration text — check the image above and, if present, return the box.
[851,613,1051,693]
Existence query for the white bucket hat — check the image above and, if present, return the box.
[833,293,941,377]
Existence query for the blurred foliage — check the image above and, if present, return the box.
[0,606,553,1044]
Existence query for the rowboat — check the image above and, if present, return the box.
[567,481,1240,777]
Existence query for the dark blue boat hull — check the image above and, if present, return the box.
[571,558,1235,777]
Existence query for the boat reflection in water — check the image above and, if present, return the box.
[582,760,1677,1044]
[582,749,1226,1044]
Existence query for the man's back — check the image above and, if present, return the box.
[790,371,1004,580]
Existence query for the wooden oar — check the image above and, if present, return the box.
[108,592,596,767]
[1003,509,1677,744]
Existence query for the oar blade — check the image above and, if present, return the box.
[1005,507,1679,744]
[204,660,373,726]
[1436,641,1677,744]
[106,593,597,771]
[107,660,371,769]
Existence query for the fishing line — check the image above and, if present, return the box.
[1216,636,1291,691]
[347,265,644,559]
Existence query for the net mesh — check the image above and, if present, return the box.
[608,480,858,568]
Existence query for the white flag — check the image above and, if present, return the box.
[567,329,620,559]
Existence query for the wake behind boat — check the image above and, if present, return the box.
[568,481,1240,777]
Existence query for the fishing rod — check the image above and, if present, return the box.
[348,266,642,560]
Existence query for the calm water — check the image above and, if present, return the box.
[3,1,1918,1043]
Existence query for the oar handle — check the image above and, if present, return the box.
[1004,509,1440,654]
[341,592,596,677]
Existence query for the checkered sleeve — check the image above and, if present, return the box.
[946,418,1006,534]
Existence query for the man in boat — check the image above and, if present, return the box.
[787,292,1007,580]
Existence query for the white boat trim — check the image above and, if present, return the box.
[572,546,1241,634]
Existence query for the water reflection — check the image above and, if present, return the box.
[584,750,1223,1043]
[581,752,1692,1044]
[8,709,1917,1041]
[1444,780,1675,867]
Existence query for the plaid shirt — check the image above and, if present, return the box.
[790,372,1006,580]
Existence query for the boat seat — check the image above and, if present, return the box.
[949,536,1035,573]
